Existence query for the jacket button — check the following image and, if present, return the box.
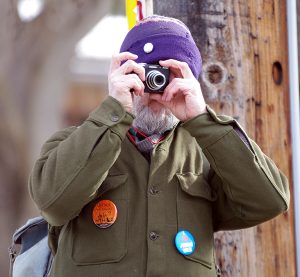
[111,115,120,122]
[149,185,159,195]
[149,231,159,241]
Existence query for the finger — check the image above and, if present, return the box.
[111,74,143,96]
[164,84,179,102]
[109,52,138,74]
[162,78,184,101]
[149,94,171,109]
[125,80,142,96]
[124,75,145,96]
[159,59,194,79]
[166,83,189,102]
[164,78,190,102]
[116,60,145,81]
[125,73,145,91]
[162,81,176,101]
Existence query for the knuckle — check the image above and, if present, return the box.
[134,74,142,81]
[112,53,121,62]
[129,74,139,81]
[140,80,145,87]
[171,80,177,85]
[127,60,135,66]
[181,61,189,68]
[109,76,115,84]
[138,63,145,70]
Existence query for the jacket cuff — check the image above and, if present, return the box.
[87,96,135,138]
[181,105,235,149]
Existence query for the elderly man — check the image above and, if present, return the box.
[29,15,290,277]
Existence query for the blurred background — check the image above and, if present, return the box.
[0,1,128,274]
[1,0,300,276]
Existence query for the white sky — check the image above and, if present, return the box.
[17,0,129,59]
[18,0,45,22]
[76,15,128,59]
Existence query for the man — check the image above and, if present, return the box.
[29,15,290,277]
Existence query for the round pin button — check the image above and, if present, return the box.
[144,42,154,53]
[175,230,196,256]
[92,200,117,228]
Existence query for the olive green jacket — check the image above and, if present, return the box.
[29,96,290,277]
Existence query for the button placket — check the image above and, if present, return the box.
[146,148,167,276]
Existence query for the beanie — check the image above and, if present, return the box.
[120,18,202,78]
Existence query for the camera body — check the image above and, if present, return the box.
[140,63,170,93]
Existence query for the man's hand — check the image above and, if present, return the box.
[108,52,145,113]
[150,59,207,122]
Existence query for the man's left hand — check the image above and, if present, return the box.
[150,59,207,122]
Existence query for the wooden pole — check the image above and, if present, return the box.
[153,1,296,276]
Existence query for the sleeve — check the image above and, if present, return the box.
[181,105,290,232]
[29,96,134,226]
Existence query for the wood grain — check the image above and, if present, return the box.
[153,0,296,276]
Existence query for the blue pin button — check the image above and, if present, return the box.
[175,230,196,255]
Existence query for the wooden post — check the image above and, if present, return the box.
[153,0,296,276]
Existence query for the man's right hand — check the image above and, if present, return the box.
[108,52,145,113]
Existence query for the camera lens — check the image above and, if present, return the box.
[146,70,166,90]
[154,75,165,85]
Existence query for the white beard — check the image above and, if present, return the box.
[132,96,179,135]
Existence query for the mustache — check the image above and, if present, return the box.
[132,97,179,135]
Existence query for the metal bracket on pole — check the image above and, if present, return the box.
[144,0,153,16]
[287,0,300,276]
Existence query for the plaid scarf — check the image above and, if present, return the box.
[127,127,168,162]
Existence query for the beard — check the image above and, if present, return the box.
[132,96,179,135]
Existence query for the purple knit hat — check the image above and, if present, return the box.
[120,18,202,78]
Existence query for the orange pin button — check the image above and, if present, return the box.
[92,200,118,228]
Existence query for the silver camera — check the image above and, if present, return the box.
[140,63,170,93]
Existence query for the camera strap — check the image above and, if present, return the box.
[127,127,168,161]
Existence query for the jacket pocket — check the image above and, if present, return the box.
[176,172,216,269]
[71,174,128,265]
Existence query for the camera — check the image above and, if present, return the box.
[140,63,170,93]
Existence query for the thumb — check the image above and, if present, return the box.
[149,94,170,107]
[149,94,163,102]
